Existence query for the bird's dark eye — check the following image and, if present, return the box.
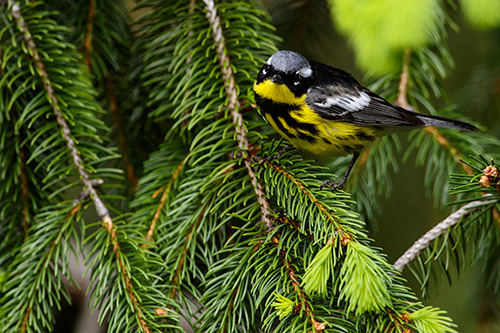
[261,64,271,76]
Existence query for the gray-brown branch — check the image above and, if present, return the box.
[393,197,496,271]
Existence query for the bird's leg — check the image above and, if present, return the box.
[321,152,360,190]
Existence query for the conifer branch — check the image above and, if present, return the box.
[20,202,83,332]
[11,0,111,231]
[203,0,272,228]
[169,203,208,299]
[425,126,474,175]
[276,236,324,331]
[147,160,185,242]
[279,215,314,240]
[393,197,496,271]
[10,3,152,331]
[81,2,138,192]
[265,161,347,235]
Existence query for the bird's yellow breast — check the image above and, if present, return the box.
[254,80,377,156]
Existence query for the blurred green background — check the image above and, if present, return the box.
[260,0,500,332]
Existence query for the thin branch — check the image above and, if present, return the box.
[11,0,111,231]
[146,159,185,243]
[72,179,104,205]
[169,203,208,299]
[265,161,347,236]
[275,235,325,332]
[203,0,272,228]
[393,197,496,271]
[84,0,95,69]
[394,49,411,109]
[21,197,85,331]
[11,3,150,332]
[425,126,474,175]
[104,76,138,192]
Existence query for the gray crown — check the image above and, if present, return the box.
[267,50,309,74]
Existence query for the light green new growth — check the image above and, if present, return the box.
[329,0,440,74]
[459,0,500,29]
[339,241,392,314]
[410,306,458,333]
[271,293,295,320]
[301,241,335,295]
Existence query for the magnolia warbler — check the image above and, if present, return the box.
[253,50,478,189]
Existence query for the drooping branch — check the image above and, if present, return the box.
[11,2,111,226]
[10,3,151,331]
[203,0,272,228]
[393,197,496,271]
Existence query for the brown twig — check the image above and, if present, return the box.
[84,0,95,69]
[425,126,474,175]
[21,197,86,331]
[203,0,272,228]
[275,236,325,331]
[104,76,138,192]
[394,49,411,109]
[146,160,185,243]
[11,3,150,332]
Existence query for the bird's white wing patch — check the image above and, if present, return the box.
[314,91,371,114]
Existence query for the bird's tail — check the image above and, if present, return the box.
[398,107,479,132]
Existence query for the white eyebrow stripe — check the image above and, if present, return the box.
[314,91,371,114]
[298,67,312,78]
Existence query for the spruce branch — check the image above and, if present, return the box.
[425,126,474,175]
[58,0,138,192]
[203,0,272,229]
[393,197,497,271]
[168,194,206,300]
[263,160,348,237]
[275,234,325,331]
[18,204,83,332]
[11,0,113,230]
[146,159,185,243]
[9,3,158,331]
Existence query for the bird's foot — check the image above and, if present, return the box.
[320,179,346,191]
[252,146,295,164]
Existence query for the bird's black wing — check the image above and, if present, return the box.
[305,62,423,127]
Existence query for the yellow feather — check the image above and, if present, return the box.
[255,80,378,156]
[253,81,305,105]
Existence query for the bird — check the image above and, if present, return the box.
[253,50,478,190]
